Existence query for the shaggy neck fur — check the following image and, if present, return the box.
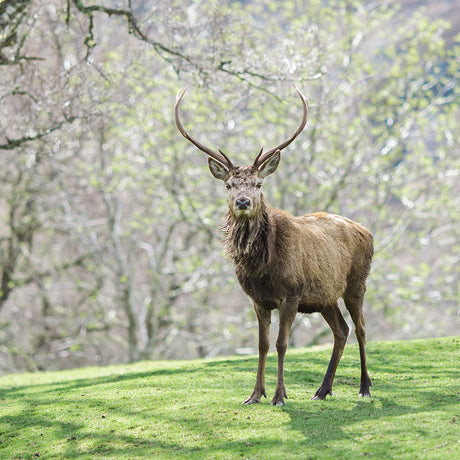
[222,200,272,275]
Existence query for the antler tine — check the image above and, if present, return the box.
[251,147,264,169]
[175,86,233,169]
[254,84,308,168]
[218,149,234,167]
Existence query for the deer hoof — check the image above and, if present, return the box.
[358,391,372,398]
[271,390,287,406]
[272,399,286,407]
[242,390,266,405]
[311,388,332,400]
[359,379,372,397]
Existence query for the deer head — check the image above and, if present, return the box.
[175,85,308,218]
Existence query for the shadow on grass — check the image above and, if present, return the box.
[0,338,458,458]
[278,391,458,459]
[0,357,245,399]
[0,358,261,457]
[277,339,459,457]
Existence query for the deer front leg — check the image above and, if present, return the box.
[243,304,271,405]
[272,297,298,406]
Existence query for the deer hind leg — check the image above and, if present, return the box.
[344,290,372,397]
[312,303,350,400]
[243,304,271,405]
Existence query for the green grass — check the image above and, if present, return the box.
[0,337,458,459]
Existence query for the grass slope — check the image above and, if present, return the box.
[0,337,458,459]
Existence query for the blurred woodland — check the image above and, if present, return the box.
[0,0,458,374]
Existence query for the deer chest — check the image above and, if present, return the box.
[236,270,298,310]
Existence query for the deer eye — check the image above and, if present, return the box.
[256,182,263,189]
[225,183,231,190]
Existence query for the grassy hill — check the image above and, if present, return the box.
[0,337,458,459]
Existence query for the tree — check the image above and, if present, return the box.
[0,0,458,373]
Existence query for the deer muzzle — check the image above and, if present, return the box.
[233,196,253,216]
[236,197,251,210]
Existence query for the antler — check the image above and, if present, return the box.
[175,86,234,169]
[253,84,308,169]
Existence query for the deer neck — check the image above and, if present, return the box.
[223,200,273,272]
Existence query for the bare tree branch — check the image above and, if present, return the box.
[69,0,205,69]
[0,116,78,150]
[68,1,292,96]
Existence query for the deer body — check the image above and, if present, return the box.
[175,86,373,405]
[227,207,372,312]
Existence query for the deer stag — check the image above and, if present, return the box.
[175,85,373,406]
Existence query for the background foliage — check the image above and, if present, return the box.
[0,0,458,373]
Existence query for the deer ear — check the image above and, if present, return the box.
[208,158,229,181]
[258,150,280,178]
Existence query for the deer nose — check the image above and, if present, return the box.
[236,197,251,210]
